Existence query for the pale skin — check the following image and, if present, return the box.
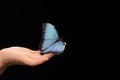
[0,46,55,75]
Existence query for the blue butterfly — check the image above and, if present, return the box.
[40,23,66,55]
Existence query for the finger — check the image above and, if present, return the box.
[28,51,41,59]
[32,50,41,54]
[23,53,54,66]
[35,53,55,65]
[24,56,49,66]
[42,53,55,59]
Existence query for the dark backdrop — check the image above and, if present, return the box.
[0,1,84,80]
[0,1,109,79]
[0,1,111,79]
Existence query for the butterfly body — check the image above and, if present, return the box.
[40,23,66,55]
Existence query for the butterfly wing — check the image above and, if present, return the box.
[42,41,66,55]
[40,23,59,51]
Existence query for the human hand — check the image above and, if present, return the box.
[0,46,54,66]
[0,46,54,75]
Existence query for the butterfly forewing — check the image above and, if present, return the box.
[41,23,59,50]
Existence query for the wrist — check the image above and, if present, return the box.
[0,49,10,68]
[0,48,19,67]
[0,51,4,68]
[0,50,7,75]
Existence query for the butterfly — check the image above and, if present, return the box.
[39,23,66,55]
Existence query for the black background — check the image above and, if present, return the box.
[0,1,85,80]
[0,1,113,79]
[0,1,114,79]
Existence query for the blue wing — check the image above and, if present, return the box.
[40,23,59,50]
[42,41,65,55]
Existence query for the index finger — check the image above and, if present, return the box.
[42,53,55,59]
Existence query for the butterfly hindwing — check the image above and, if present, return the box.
[42,41,65,55]
[41,23,59,50]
